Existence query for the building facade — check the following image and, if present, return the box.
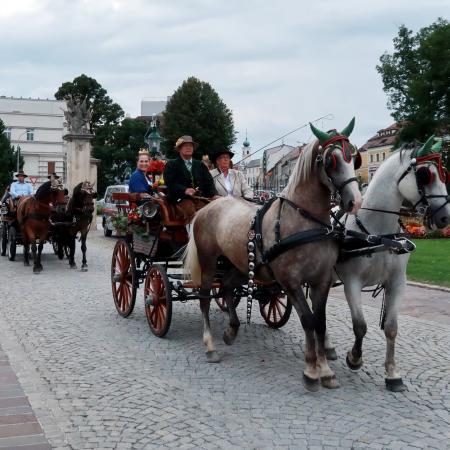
[0,96,66,184]
[360,123,402,182]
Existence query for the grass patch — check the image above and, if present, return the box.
[407,239,450,287]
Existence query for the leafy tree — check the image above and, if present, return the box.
[377,18,450,141]
[55,74,125,194]
[161,77,236,159]
[0,120,20,192]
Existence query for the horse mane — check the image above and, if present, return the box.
[67,182,84,213]
[35,181,52,199]
[281,140,319,198]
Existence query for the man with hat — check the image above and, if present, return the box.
[163,135,217,221]
[10,170,33,200]
[210,149,253,199]
[47,172,60,180]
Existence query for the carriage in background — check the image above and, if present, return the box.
[110,191,292,337]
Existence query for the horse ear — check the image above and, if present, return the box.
[309,122,331,144]
[340,117,355,137]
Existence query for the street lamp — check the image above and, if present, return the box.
[15,130,28,172]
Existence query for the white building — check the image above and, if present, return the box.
[245,159,262,190]
[0,96,67,185]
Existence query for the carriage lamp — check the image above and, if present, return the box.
[140,202,159,219]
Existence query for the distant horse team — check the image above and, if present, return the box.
[3,177,97,273]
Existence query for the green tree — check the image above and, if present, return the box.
[377,18,450,141]
[55,74,125,193]
[161,77,236,159]
[0,120,20,192]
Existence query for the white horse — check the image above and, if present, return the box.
[327,137,450,391]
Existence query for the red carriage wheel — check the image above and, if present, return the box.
[144,265,172,337]
[214,288,241,312]
[259,291,292,328]
[111,239,137,317]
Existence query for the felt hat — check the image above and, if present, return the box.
[174,135,199,151]
[15,170,28,178]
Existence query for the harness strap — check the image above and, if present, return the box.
[262,228,341,263]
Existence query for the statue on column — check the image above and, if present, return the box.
[63,95,92,134]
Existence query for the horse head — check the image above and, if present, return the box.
[49,176,65,204]
[310,118,362,214]
[398,136,450,229]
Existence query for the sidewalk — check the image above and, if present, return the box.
[0,346,50,450]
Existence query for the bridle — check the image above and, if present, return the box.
[315,134,361,193]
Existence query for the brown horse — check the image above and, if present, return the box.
[17,177,65,273]
[65,181,97,270]
[184,120,362,391]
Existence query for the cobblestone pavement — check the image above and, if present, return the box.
[0,231,449,449]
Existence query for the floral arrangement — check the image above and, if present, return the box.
[110,211,128,234]
[148,159,166,175]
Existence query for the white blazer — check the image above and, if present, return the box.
[210,168,253,199]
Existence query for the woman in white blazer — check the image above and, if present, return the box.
[209,150,253,199]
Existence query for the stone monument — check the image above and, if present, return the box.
[63,95,98,193]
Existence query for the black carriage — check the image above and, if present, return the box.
[110,192,292,337]
[1,198,23,261]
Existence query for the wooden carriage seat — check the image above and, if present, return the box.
[153,192,186,228]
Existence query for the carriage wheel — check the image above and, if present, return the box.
[259,291,292,328]
[214,289,241,312]
[111,239,137,317]
[144,265,172,337]
[8,227,16,261]
[1,222,7,256]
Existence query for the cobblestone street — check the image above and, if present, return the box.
[0,230,449,449]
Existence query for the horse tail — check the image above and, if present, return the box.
[183,218,202,287]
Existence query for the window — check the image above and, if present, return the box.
[382,152,386,160]
[26,129,34,141]
[3,127,11,141]
[376,154,379,162]
[47,162,55,174]
[370,154,374,163]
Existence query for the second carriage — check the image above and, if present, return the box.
[111,192,292,337]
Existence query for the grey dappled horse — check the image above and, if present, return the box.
[327,136,450,392]
[185,119,362,391]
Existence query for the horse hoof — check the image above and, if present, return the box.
[346,352,363,370]
[10,257,15,262]
[321,375,340,389]
[325,348,338,361]
[223,330,236,346]
[1,252,5,256]
[205,351,221,363]
[385,378,407,392]
[302,373,320,392]
[24,261,30,266]
[33,268,41,274]
[81,266,88,272]
[70,264,77,269]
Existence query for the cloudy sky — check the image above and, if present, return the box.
[0,0,448,159]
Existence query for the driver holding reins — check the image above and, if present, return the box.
[163,135,217,222]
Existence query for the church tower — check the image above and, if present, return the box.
[242,130,251,163]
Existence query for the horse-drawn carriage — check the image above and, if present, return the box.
[111,191,292,337]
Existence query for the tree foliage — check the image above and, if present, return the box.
[161,77,236,159]
[377,18,450,141]
[0,119,19,192]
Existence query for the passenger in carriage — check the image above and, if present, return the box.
[209,149,253,200]
[1,184,11,205]
[10,170,33,201]
[163,135,217,221]
[128,149,153,199]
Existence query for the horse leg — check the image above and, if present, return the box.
[222,268,243,345]
[310,280,339,389]
[383,278,407,392]
[23,238,30,266]
[80,233,88,271]
[344,280,367,371]
[285,286,320,391]
[31,241,40,273]
[324,330,337,361]
[199,267,220,363]
[68,236,77,269]
[36,240,44,271]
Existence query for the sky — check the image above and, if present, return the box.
[0,0,448,160]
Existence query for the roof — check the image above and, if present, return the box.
[360,123,402,152]
[246,158,261,169]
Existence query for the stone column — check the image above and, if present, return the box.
[63,133,95,193]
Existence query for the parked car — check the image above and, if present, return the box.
[98,185,129,237]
